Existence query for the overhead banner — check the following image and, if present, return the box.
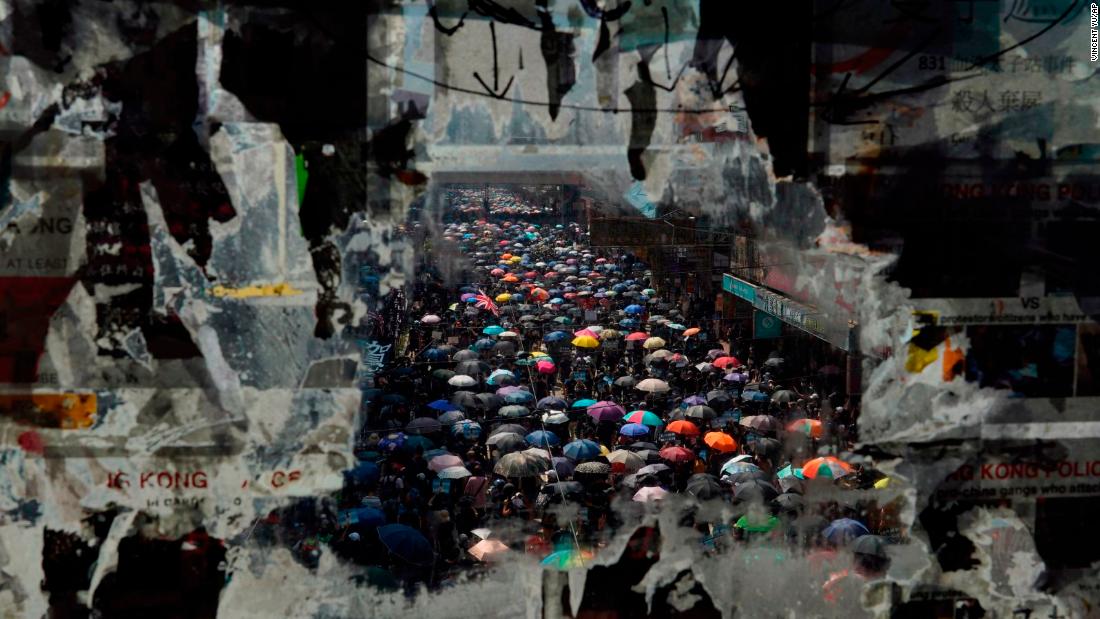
[753,310,781,339]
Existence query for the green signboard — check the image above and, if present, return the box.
[722,273,757,303]
[754,310,781,339]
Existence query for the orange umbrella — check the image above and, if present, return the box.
[468,539,510,562]
[625,332,649,341]
[667,420,700,436]
[682,327,701,337]
[787,418,823,439]
[703,431,737,453]
[802,456,852,479]
[502,275,519,283]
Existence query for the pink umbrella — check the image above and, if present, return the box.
[536,360,556,374]
[468,539,510,561]
[632,486,669,503]
[428,454,463,473]
[573,328,600,338]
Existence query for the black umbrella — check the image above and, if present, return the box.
[432,369,456,381]
[453,350,479,361]
[490,423,527,436]
[706,390,732,407]
[733,478,779,502]
[741,415,782,434]
[773,492,804,513]
[771,389,798,404]
[456,360,489,376]
[685,405,716,420]
[763,357,785,369]
[629,441,658,452]
[615,376,638,388]
[451,391,479,410]
[475,393,504,412]
[486,432,526,453]
[492,341,517,355]
[685,474,723,500]
[541,481,584,496]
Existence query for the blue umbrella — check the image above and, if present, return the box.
[571,398,597,408]
[422,348,449,362]
[742,390,769,402]
[504,391,534,404]
[526,430,561,447]
[378,433,406,453]
[620,423,650,437]
[345,461,380,486]
[338,507,385,527]
[377,524,434,566]
[451,420,482,439]
[563,439,601,460]
[543,331,569,342]
[618,319,639,328]
[823,518,870,546]
[625,304,645,314]
[538,396,568,409]
[483,325,505,336]
[428,399,458,411]
[472,338,496,351]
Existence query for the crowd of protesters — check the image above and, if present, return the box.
[322,187,899,600]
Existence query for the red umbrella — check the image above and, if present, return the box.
[667,420,700,436]
[659,446,695,464]
[625,332,650,341]
[712,356,741,369]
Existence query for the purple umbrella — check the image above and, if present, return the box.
[683,395,707,406]
[587,401,626,422]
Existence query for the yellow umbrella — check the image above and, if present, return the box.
[495,293,512,303]
[572,335,600,348]
[530,351,551,358]
[509,256,522,263]
[643,337,666,350]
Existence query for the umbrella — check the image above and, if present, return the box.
[614,376,638,388]
[551,456,576,479]
[377,524,434,566]
[706,390,732,406]
[406,417,442,435]
[741,390,770,402]
[483,325,505,336]
[667,420,700,436]
[423,348,449,362]
[685,405,717,420]
[421,314,441,324]
[642,337,666,349]
[720,459,762,477]
[773,492,804,513]
[787,418,823,438]
[468,539,510,562]
[541,481,584,497]
[575,461,611,476]
[771,389,798,404]
[495,451,550,477]
[587,401,626,422]
[633,486,669,502]
[432,369,457,381]
[438,410,465,425]
[625,332,649,341]
[439,466,473,480]
[486,432,525,453]
[852,535,888,559]
[486,369,516,386]
[777,464,805,480]
[541,548,593,570]
[740,415,782,434]
[636,378,670,393]
[499,404,531,418]
[428,454,463,472]
[452,420,483,439]
[637,463,670,477]
[733,478,779,502]
[544,331,569,342]
[491,423,527,436]
[476,393,505,411]
[712,356,741,370]
[345,461,381,486]
[619,423,651,437]
[538,396,568,410]
[703,431,737,453]
[502,390,534,404]
[823,518,870,545]
[607,449,645,473]
[563,439,601,460]
[448,375,477,388]
[659,446,696,464]
[453,350,479,361]
[525,430,561,448]
[428,399,459,411]
[623,410,663,427]
[338,506,386,528]
[683,395,707,406]
[802,456,853,479]
[572,335,600,348]
[685,474,723,500]
[536,360,556,374]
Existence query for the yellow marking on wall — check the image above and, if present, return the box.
[210,283,304,298]
[0,393,97,429]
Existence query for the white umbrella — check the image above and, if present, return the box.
[448,374,477,387]
[636,378,670,393]
[421,314,441,324]
[439,466,472,479]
